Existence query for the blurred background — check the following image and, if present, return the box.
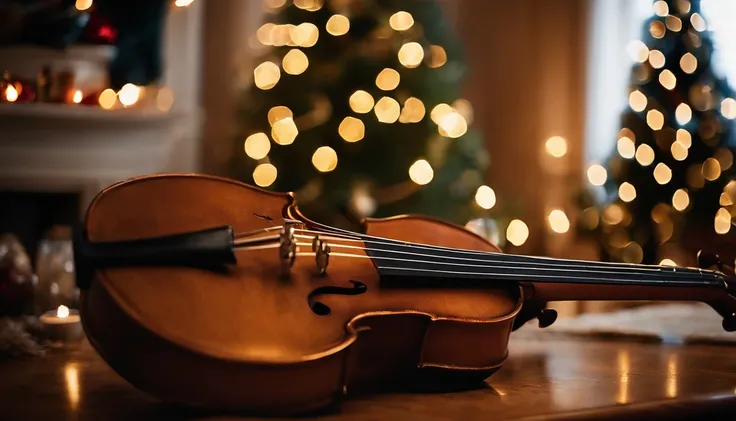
[1,0,735,319]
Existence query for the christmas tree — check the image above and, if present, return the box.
[580,0,736,265]
[230,0,501,234]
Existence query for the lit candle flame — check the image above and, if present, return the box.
[5,85,18,102]
[57,305,70,318]
[72,90,83,104]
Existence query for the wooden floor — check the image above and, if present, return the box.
[2,336,736,420]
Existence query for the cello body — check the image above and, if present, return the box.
[79,173,524,414]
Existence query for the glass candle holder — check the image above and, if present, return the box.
[34,226,78,316]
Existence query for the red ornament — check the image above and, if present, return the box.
[81,11,118,45]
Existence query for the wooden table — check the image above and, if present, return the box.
[2,336,736,420]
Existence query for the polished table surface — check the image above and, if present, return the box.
[2,336,736,421]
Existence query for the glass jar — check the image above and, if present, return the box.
[34,226,78,315]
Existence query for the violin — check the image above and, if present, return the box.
[74,173,736,414]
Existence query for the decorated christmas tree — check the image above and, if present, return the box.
[230,0,503,235]
[579,0,736,265]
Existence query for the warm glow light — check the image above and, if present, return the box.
[650,21,666,38]
[438,112,468,138]
[326,14,350,36]
[665,15,682,32]
[312,146,338,172]
[399,97,426,123]
[636,144,655,166]
[64,362,80,409]
[548,209,570,234]
[587,164,608,186]
[376,68,400,91]
[677,129,692,148]
[257,24,275,45]
[338,117,365,142]
[654,163,672,184]
[618,137,636,159]
[671,141,688,161]
[75,0,93,10]
[294,0,323,11]
[271,117,298,145]
[253,163,277,187]
[156,87,174,112]
[244,133,271,160]
[545,136,568,158]
[254,61,281,90]
[118,84,141,107]
[703,158,722,181]
[452,99,474,125]
[680,53,697,74]
[675,103,692,125]
[673,189,690,211]
[653,0,669,16]
[291,23,319,47]
[648,50,666,69]
[722,98,736,119]
[475,185,496,210]
[617,350,630,404]
[659,70,677,90]
[57,305,70,318]
[398,42,424,68]
[389,11,414,31]
[629,90,648,112]
[603,204,625,225]
[647,109,665,130]
[715,148,733,171]
[427,45,447,68]
[660,258,677,266]
[409,159,434,185]
[268,106,293,126]
[619,182,637,202]
[721,192,734,206]
[282,49,309,75]
[4,85,18,102]
[265,0,287,8]
[715,208,731,234]
[98,88,116,109]
[349,90,374,114]
[676,0,691,13]
[374,96,400,123]
[506,220,529,247]
[623,242,644,264]
[430,103,453,124]
[627,40,649,63]
[690,13,707,32]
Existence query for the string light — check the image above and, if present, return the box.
[654,163,672,184]
[98,89,116,109]
[452,99,474,125]
[722,98,736,119]
[690,13,707,32]
[629,90,647,112]
[715,148,733,171]
[291,23,320,47]
[636,144,655,166]
[349,90,375,113]
[389,11,414,31]
[603,204,625,225]
[721,192,734,206]
[294,0,323,11]
[398,42,424,68]
[438,112,468,138]
[265,0,287,8]
[376,68,400,91]
[430,103,453,124]
[587,164,607,186]
[619,182,637,202]
[671,141,688,160]
[244,133,271,160]
[4,85,18,102]
[626,40,649,63]
[545,136,568,158]
[622,242,644,264]
[409,159,434,185]
[257,24,275,45]
[254,61,281,90]
[253,163,277,187]
[75,0,93,11]
[506,220,529,246]
[427,45,447,68]
[548,210,570,234]
[268,106,293,126]
[374,97,400,123]
[665,15,682,32]
[676,0,691,13]
[680,53,697,74]
[338,117,365,142]
[650,21,666,39]
[118,83,141,107]
[618,137,636,159]
[647,109,665,130]
[675,103,692,125]
[703,157,721,181]
[677,129,692,148]
[715,208,731,234]
[174,0,195,6]
[475,185,496,209]
[312,146,338,172]
[399,97,426,123]
[653,0,669,16]
[659,70,676,90]
[648,50,666,69]
[272,117,298,145]
[282,49,309,75]
[660,259,677,266]
[156,87,175,112]
[326,14,350,36]
[687,164,705,188]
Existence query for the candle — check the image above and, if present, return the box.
[40,305,84,342]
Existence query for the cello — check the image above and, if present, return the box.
[73,173,736,414]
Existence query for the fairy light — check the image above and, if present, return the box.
[715,208,731,234]
[506,220,529,247]
[257,24,275,45]
[289,23,319,47]
[671,141,688,161]
[665,15,682,32]
[653,0,669,16]
[174,0,195,6]
[294,0,322,10]
[676,0,691,13]
[545,136,568,158]
[254,61,281,90]
[475,185,496,209]
[619,182,637,202]
[374,97,400,123]
[603,204,625,225]
[636,144,655,166]
[409,159,434,185]
[399,97,426,123]
[71,90,82,104]
[648,50,666,69]
[252,163,278,187]
[268,106,293,126]
[659,70,677,90]
[680,53,697,74]
[627,40,649,63]
[326,14,350,36]
[677,129,692,148]
[721,192,734,206]
[389,11,414,31]
[312,146,338,172]
[690,13,707,32]
[722,98,736,119]
[244,133,271,160]
[427,45,447,68]
[715,148,733,171]
[349,90,374,113]
[654,163,672,184]
[629,90,647,112]
[623,242,644,264]
[587,164,607,186]
[4,85,18,102]
[687,164,705,188]
[75,0,93,11]
[282,49,309,75]
[398,42,424,68]
[338,117,365,142]
[548,210,570,234]
[675,103,692,125]
[156,87,174,112]
[703,157,721,181]
[650,21,666,39]
[271,117,298,145]
[660,259,677,266]
[438,112,468,138]
[430,103,453,124]
[647,109,665,130]
[376,68,400,91]
[265,0,287,8]
[98,88,116,109]
[117,83,141,107]
[618,137,636,159]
